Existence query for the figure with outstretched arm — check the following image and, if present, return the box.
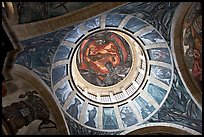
[2,90,57,135]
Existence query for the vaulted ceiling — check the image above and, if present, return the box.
[2,2,202,135]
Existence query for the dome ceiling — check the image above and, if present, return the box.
[51,13,174,131]
[11,2,202,135]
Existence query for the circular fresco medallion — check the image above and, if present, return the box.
[76,30,132,87]
[72,29,145,100]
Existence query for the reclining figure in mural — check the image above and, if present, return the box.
[78,30,132,87]
[2,90,56,134]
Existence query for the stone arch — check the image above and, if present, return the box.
[170,2,202,108]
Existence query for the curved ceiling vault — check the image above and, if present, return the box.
[51,13,174,132]
[3,2,202,135]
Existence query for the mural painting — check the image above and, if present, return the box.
[139,30,166,44]
[183,2,202,90]
[14,2,94,24]
[54,45,72,62]
[84,104,98,128]
[150,65,172,85]
[52,65,67,85]
[84,16,100,31]
[124,17,148,33]
[148,70,202,133]
[66,26,84,43]
[9,1,202,134]
[106,14,125,27]
[148,48,171,64]
[119,104,138,127]
[146,83,167,104]
[2,91,57,134]
[77,30,132,87]
[66,115,124,135]
[134,96,155,119]
[55,81,72,106]
[66,97,83,120]
[103,107,118,129]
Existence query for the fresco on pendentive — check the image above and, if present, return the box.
[84,104,98,128]
[76,30,132,87]
[103,107,119,129]
[148,70,202,133]
[119,104,138,127]
[134,96,155,119]
[66,96,83,120]
[55,80,73,106]
[150,65,172,85]
[147,48,171,64]
[183,2,202,90]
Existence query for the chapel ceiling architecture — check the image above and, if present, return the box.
[2,2,202,135]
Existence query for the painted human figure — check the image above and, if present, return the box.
[85,107,97,128]
[78,31,131,86]
[67,98,81,120]
[150,49,170,63]
[183,10,202,89]
[2,90,56,134]
[147,83,166,104]
[191,15,202,87]
[120,106,137,127]
[136,96,155,119]
[103,108,118,129]
[141,30,163,43]
[151,66,171,85]
[192,37,202,81]
[55,82,72,105]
